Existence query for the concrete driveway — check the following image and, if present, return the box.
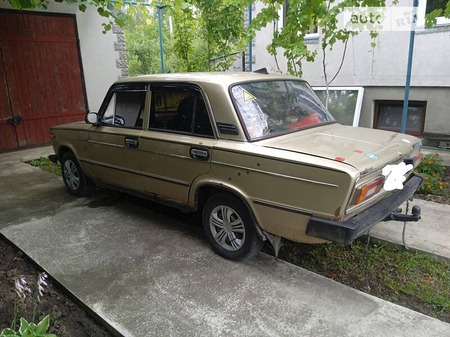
[1,147,449,337]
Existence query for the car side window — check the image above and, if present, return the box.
[150,86,214,137]
[101,89,146,128]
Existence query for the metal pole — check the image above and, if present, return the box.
[157,4,166,73]
[401,0,419,133]
[248,4,253,72]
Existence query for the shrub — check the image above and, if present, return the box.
[415,154,449,195]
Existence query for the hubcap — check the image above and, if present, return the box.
[209,205,246,251]
[63,160,80,191]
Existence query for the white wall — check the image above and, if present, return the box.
[299,29,450,87]
[0,2,122,111]
[250,0,450,88]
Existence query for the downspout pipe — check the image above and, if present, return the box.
[401,0,419,133]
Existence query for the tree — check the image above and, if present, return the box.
[249,0,390,77]
[5,0,449,73]
[125,0,251,74]
[3,0,131,31]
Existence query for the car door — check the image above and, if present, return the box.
[139,84,216,205]
[88,83,148,192]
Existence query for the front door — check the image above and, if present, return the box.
[88,84,147,192]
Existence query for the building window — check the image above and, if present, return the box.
[313,87,364,127]
[418,0,450,27]
[374,101,426,135]
[283,1,319,40]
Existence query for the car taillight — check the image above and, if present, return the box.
[353,176,385,206]
[412,153,423,168]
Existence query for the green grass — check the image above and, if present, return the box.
[25,157,61,176]
[279,240,450,322]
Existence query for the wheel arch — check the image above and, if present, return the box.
[55,144,77,162]
[194,183,266,241]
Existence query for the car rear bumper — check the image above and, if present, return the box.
[306,173,423,245]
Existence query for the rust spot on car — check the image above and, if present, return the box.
[334,206,341,217]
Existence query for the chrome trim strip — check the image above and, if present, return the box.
[140,171,190,186]
[88,140,124,148]
[87,160,190,187]
[253,198,313,216]
[211,161,339,188]
[140,148,191,160]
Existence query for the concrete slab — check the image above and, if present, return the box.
[370,199,450,261]
[2,198,450,337]
[1,147,450,336]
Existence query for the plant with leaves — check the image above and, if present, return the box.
[415,153,449,195]
[425,0,450,26]
[1,273,55,337]
[3,0,130,32]
[193,0,250,70]
[0,316,55,337]
[124,0,250,74]
[250,0,387,77]
[170,2,209,72]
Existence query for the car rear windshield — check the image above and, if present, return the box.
[230,80,335,140]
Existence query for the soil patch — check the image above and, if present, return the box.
[0,237,114,337]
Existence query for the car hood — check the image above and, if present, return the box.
[258,124,421,172]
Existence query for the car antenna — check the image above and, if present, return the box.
[253,68,269,74]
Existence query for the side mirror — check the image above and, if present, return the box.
[86,112,99,125]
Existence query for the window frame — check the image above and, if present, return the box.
[312,87,364,127]
[282,1,320,41]
[373,100,427,136]
[148,83,216,139]
[417,0,450,28]
[97,83,148,129]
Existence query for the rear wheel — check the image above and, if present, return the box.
[202,194,263,260]
[61,151,94,197]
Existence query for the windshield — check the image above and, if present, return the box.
[230,80,335,140]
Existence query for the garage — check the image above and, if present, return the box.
[0,10,87,151]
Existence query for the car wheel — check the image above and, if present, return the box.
[202,194,263,260]
[61,151,94,197]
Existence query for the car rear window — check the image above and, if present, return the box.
[230,80,334,140]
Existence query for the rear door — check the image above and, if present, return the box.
[140,84,216,205]
[88,83,147,191]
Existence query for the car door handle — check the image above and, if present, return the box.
[190,147,209,160]
[125,137,139,148]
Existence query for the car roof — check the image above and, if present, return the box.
[115,71,304,87]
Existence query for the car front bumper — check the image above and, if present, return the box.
[306,173,423,245]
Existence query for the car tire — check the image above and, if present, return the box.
[202,194,264,260]
[61,151,94,197]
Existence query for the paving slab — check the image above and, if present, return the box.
[1,147,450,336]
[370,199,450,261]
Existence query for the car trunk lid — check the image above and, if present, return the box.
[258,124,420,173]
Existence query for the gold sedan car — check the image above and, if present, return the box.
[49,72,423,260]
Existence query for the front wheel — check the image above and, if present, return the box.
[202,194,263,260]
[60,151,94,197]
